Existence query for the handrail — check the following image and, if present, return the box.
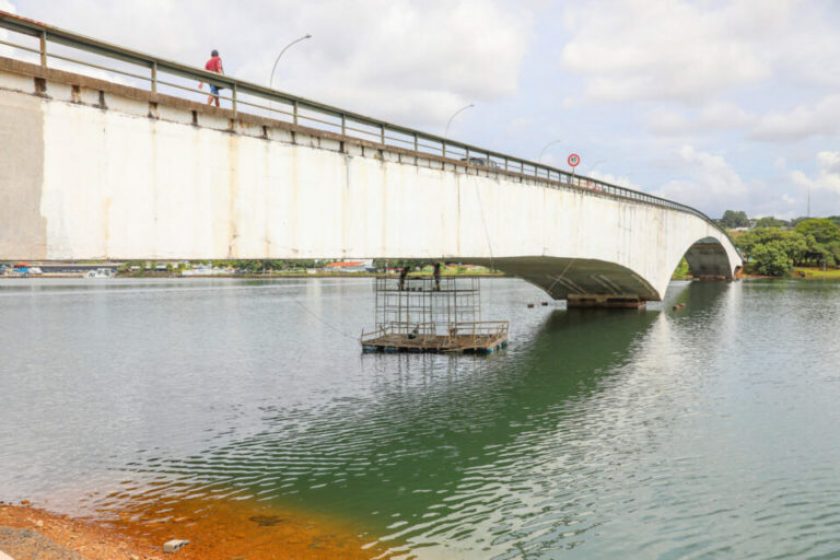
[0,10,729,237]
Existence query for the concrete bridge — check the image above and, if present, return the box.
[0,12,741,305]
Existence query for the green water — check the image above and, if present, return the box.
[2,278,840,558]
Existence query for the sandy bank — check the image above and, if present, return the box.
[0,503,153,559]
[0,499,379,559]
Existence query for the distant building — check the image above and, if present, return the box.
[323,259,375,273]
[181,264,230,276]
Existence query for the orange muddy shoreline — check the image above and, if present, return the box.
[0,499,380,560]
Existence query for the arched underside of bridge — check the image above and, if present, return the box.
[684,237,742,279]
[470,257,661,302]
[467,235,739,305]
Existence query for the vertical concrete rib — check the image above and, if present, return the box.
[0,91,47,259]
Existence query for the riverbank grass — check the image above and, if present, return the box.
[792,267,840,280]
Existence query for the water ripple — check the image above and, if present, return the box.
[3,279,840,558]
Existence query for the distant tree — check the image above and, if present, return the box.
[238,260,265,273]
[720,210,750,228]
[751,242,793,276]
[671,257,691,280]
[754,216,788,228]
[265,260,289,270]
[736,228,808,272]
[829,242,840,266]
[794,218,840,245]
[794,219,840,267]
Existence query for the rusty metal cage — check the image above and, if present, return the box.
[361,274,508,354]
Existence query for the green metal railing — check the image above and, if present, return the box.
[0,10,726,233]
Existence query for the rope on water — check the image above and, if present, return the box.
[293,300,358,341]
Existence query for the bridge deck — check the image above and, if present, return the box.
[0,9,722,223]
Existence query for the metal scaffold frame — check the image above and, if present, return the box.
[361,274,508,354]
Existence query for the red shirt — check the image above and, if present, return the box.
[205,56,223,73]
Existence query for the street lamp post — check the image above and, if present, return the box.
[443,103,474,159]
[268,34,312,90]
[443,103,474,138]
[537,139,564,163]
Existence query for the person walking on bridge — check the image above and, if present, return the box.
[199,49,224,107]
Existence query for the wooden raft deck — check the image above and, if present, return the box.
[361,322,509,354]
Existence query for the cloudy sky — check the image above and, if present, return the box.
[4,0,840,219]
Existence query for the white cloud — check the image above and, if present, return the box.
[273,0,533,127]
[560,0,840,108]
[649,102,754,135]
[561,0,778,103]
[647,95,840,144]
[588,170,640,191]
[699,102,753,129]
[653,145,748,210]
[751,95,840,142]
[791,151,840,195]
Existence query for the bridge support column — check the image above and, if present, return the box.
[567,294,646,309]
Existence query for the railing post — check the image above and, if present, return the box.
[150,61,157,93]
[293,100,299,125]
[413,132,419,152]
[504,157,508,171]
[232,82,238,119]
[341,113,346,136]
[39,31,47,68]
[380,124,385,145]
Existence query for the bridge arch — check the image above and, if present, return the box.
[476,257,661,304]
[681,236,741,280]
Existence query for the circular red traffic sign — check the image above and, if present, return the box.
[567,153,581,168]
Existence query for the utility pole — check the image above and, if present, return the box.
[807,186,811,217]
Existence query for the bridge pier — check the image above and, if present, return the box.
[566,294,646,309]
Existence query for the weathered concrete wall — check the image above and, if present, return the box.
[0,89,46,259]
[0,63,741,300]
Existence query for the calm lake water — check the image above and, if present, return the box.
[2,278,840,558]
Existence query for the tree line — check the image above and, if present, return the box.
[721,212,840,276]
